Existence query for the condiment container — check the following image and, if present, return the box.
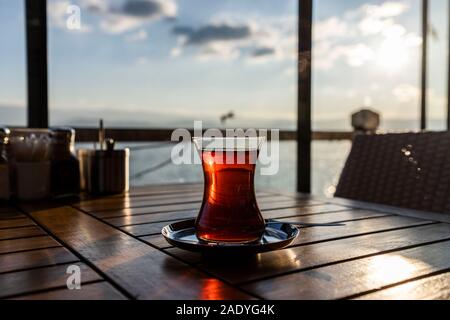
[15,161,51,200]
[78,142,129,195]
[10,130,51,201]
[50,128,80,198]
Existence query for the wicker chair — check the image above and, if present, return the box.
[335,132,450,214]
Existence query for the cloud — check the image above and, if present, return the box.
[48,0,71,28]
[135,56,150,65]
[171,22,255,60]
[195,42,241,62]
[391,84,447,119]
[313,1,420,71]
[392,84,419,103]
[358,16,394,35]
[119,0,167,17]
[170,14,296,63]
[359,1,409,19]
[172,26,194,36]
[252,47,276,57]
[392,84,445,109]
[80,0,176,33]
[355,1,409,35]
[125,29,148,42]
[342,44,376,67]
[283,67,296,76]
[176,24,252,45]
[170,47,182,57]
[314,42,376,70]
[314,17,349,41]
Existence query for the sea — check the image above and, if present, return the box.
[103,140,353,198]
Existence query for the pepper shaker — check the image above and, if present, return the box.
[50,128,80,198]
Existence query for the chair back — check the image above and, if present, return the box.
[335,132,450,213]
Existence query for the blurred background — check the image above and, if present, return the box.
[1,0,448,196]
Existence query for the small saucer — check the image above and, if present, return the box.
[161,219,299,255]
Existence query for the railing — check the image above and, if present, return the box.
[74,128,353,143]
[72,128,354,181]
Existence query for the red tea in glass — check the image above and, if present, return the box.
[193,138,265,243]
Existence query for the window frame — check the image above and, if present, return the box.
[22,0,442,192]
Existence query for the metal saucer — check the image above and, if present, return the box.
[161,219,299,255]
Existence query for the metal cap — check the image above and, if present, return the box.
[0,127,11,145]
[50,127,75,143]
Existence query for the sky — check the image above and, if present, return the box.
[0,0,449,130]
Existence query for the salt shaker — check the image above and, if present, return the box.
[0,127,11,200]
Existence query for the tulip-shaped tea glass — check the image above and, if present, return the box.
[193,137,266,243]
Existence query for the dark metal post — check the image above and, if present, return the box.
[25,0,48,128]
[421,0,428,130]
[297,0,313,193]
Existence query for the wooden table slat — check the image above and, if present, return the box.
[0,262,102,299]
[78,190,203,206]
[260,201,341,213]
[140,235,173,249]
[129,183,203,193]
[95,205,199,220]
[121,221,177,237]
[105,209,198,227]
[77,192,282,212]
[0,236,62,255]
[242,240,450,300]
[355,271,450,300]
[0,247,79,274]
[0,218,35,230]
[269,209,388,223]
[76,183,205,202]
[0,206,20,214]
[290,215,433,247]
[0,226,46,241]
[0,211,27,220]
[12,281,128,300]
[79,194,203,212]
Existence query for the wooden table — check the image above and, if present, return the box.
[1,183,450,300]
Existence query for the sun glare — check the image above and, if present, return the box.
[368,255,418,284]
[377,38,409,71]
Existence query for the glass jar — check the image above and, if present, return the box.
[50,128,80,198]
